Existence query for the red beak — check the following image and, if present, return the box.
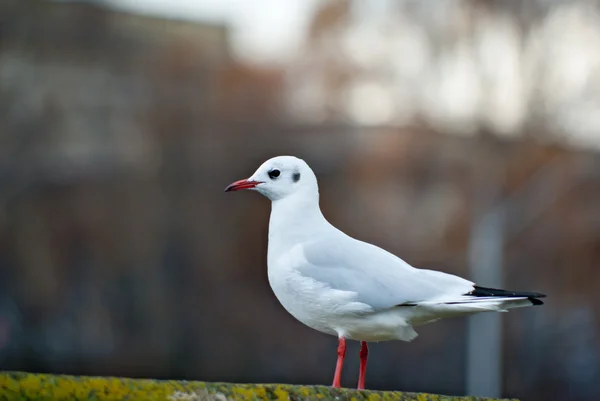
[224,178,262,192]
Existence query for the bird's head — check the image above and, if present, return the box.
[224,155,318,201]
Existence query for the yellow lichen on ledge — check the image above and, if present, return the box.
[0,371,517,401]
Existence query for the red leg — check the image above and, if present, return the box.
[332,337,346,388]
[357,341,368,390]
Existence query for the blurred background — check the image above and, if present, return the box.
[1,0,599,400]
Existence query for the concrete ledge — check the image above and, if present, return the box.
[0,371,517,401]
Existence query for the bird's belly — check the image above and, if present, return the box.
[339,309,418,342]
[267,267,417,342]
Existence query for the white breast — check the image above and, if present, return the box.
[267,244,353,336]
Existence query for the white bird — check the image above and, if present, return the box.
[225,155,545,390]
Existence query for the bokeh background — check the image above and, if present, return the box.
[1,0,600,400]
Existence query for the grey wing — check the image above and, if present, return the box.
[297,235,475,310]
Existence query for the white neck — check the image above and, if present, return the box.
[268,190,330,251]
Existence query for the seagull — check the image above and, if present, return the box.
[224,155,546,390]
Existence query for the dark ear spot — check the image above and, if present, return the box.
[292,171,301,183]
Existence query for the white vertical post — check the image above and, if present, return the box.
[466,207,505,398]
[464,156,564,397]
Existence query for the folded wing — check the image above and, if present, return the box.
[296,233,476,310]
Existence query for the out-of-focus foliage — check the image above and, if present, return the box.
[289,0,600,150]
[0,1,599,401]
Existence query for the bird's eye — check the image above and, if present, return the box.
[268,169,281,179]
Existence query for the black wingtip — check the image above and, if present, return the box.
[529,297,544,306]
[468,285,546,306]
